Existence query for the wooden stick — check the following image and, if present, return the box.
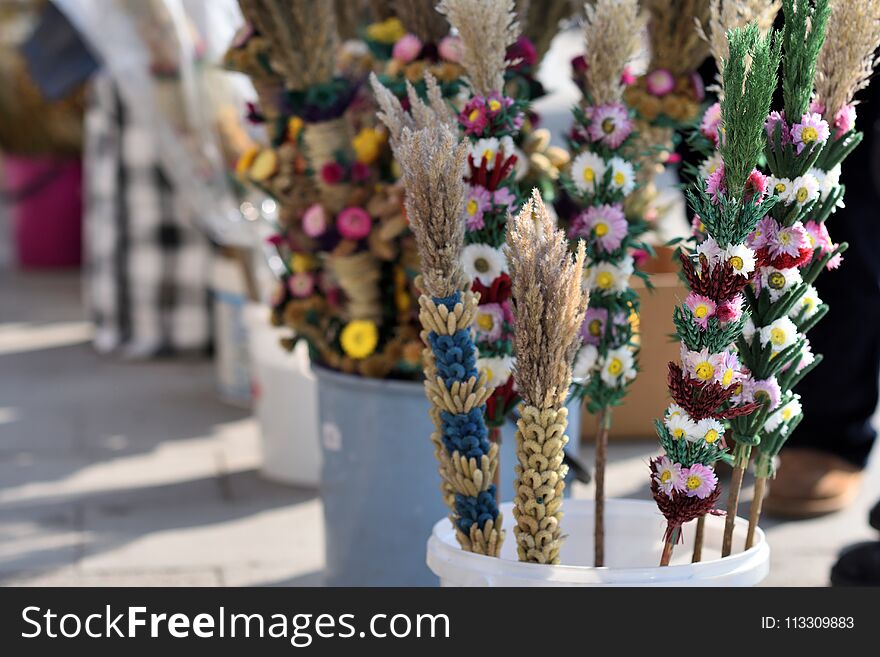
[594,407,611,567]
[722,444,750,557]
[660,525,680,566]
[691,515,706,562]
[745,475,767,550]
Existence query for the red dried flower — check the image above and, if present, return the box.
[650,461,722,541]
[472,272,512,304]
[667,363,759,420]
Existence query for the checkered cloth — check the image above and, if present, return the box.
[83,74,212,357]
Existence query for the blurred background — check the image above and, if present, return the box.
[0,0,877,587]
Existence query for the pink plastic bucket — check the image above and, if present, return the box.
[3,155,83,268]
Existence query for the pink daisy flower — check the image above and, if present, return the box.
[588,103,633,148]
[748,215,778,250]
[288,272,315,298]
[751,377,782,411]
[302,203,328,238]
[681,464,718,499]
[336,206,372,240]
[438,35,463,63]
[714,350,741,388]
[462,185,492,231]
[768,221,808,259]
[833,104,856,137]
[744,168,769,203]
[580,203,628,251]
[474,302,505,341]
[459,98,489,135]
[700,102,722,146]
[706,164,726,203]
[791,112,830,154]
[485,91,512,117]
[716,296,743,323]
[653,456,685,497]
[765,110,790,145]
[392,33,422,63]
[685,293,716,330]
[645,68,675,96]
[492,187,517,213]
[581,307,609,345]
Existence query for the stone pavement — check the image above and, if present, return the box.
[1,265,878,587]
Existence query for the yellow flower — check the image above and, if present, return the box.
[289,253,316,274]
[352,127,385,165]
[287,116,303,141]
[235,146,259,176]
[366,17,405,44]
[340,320,379,360]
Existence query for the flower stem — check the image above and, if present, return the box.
[746,474,767,551]
[594,406,612,567]
[691,515,706,563]
[722,442,751,557]
[660,525,680,566]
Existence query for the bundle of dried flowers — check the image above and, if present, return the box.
[228,0,424,379]
[651,23,779,566]
[396,120,504,556]
[507,190,588,564]
[559,0,647,567]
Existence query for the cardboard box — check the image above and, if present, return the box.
[580,248,687,441]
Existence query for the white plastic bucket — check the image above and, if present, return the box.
[244,304,321,487]
[211,255,252,406]
[427,499,769,586]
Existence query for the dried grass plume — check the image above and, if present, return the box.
[582,0,645,105]
[437,0,520,96]
[394,125,469,299]
[370,71,456,147]
[507,190,588,409]
[815,0,880,118]
[643,0,712,75]
[695,0,780,90]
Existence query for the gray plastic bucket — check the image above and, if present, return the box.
[314,367,448,585]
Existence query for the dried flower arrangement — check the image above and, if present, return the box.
[736,0,880,550]
[379,86,505,553]
[507,191,588,563]
[227,0,425,379]
[558,0,648,567]
[651,22,780,566]
[431,0,526,435]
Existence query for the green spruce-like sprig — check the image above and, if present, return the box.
[720,23,781,196]
[781,0,831,121]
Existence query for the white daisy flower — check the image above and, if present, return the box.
[469,137,513,171]
[779,396,802,423]
[768,176,794,203]
[571,151,605,195]
[763,410,783,433]
[759,316,799,353]
[665,403,686,420]
[808,167,829,200]
[584,256,633,293]
[476,355,515,388]
[695,236,723,266]
[788,173,820,206]
[742,316,756,344]
[607,156,636,196]
[723,243,756,277]
[760,266,802,302]
[698,152,723,181]
[695,418,725,445]
[599,346,636,387]
[572,344,599,383]
[461,243,507,286]
[789,285,822,320]
[664,412,698,441]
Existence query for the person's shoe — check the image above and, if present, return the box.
[763,448,863,519]
[830,542,880,586]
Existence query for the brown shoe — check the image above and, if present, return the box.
[763,448,863,519]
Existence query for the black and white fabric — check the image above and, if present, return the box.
[83,74,211,358]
